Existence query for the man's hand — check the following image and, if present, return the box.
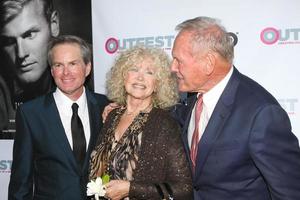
[102,102,120,122]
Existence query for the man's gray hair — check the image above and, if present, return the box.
[176,16,234,64]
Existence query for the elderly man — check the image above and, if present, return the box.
[171,16,300,200]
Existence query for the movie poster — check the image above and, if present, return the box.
[0,0,93,139]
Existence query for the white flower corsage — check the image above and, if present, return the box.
[87,175,109,200]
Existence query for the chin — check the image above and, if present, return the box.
[178,86,189,92]
[18,77,40,84]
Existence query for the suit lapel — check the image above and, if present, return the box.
[83,90,101,172]
[194,67,240,180]
[44,93,79,172]
[193,100,231,180]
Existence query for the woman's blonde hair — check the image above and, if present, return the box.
[106,46,179,109]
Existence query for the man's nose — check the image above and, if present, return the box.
[62,66,71,75]
[16,38,28,59]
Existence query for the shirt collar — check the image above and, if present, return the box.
[53,87,87,114]
[202,66,233,115]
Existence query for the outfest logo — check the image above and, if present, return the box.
[105,35,175,54]
[105,32,238,54]
[260,27,300,45]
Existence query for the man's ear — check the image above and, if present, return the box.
[50,11,60,37]
[50,67,54,76]
[85,62,92,77]
[205,52,216,75]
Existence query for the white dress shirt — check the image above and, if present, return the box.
[188,67,233,148]
[53,87,91,150]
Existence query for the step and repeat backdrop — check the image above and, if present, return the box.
[1,0,300,199]
[92,0,300,136]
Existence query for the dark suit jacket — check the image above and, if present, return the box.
[8,89,108,200]
[175,67,300,200]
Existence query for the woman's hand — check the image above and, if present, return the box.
[105,180,130,200]
[102,102,120,122]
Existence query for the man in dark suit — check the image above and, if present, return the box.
[171,16,300,199]
[8,35,108,200]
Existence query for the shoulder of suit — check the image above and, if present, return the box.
[93,92,109,101]
[86,90,109,105]
[18,94,48,111]
[237,73,279,106]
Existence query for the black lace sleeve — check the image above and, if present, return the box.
[163,119,193,199]
[129,109,193,199]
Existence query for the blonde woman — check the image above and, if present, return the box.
[89,46,192,200]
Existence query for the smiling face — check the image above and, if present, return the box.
[0,0,59,83]
[123,58,157,103]
[50,43,91,101]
